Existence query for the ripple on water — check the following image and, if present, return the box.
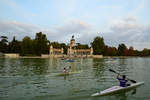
[0,58,150,100]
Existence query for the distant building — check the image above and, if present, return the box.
[49,45,64,55]
[67,35,93,56]
[49,35,93,57]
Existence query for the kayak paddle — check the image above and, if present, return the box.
[109,69,136,83]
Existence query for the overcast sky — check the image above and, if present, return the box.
[0,0,150,50]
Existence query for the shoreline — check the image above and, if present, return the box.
[2,55,149,59]
[2,53,150,59]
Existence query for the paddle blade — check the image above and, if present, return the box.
[130,79,136,83]
[109,69,117,74]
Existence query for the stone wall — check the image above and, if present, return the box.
[92,55,103,58]
[47,54,103,58]
[5,53,20,58]
[41,54,49,58]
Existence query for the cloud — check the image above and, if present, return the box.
[0,20,38,40]
[0,16,149,50]
[55,19,89,34]
[52,19,91,43]
[103,16,150,50]
[124,16,137,22]
[0,19,90,43]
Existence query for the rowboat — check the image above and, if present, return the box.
[56,70,82,76]
[91,82,144,97]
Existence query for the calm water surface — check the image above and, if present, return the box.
[0,57,150,100]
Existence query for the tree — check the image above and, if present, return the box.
[128,46,135,56]
[111,47,118,56]
[21,36,33,56]
[124,48,129,56]
[103,45,109,56]
[50,42,61,49]
[34,32,49,55]
[0,36,8,53]
[76,43,89,49]
[103,45,117,56]
[118,44,127,56]
[8,36,21,53]
[91,36,105,55]
[141,48,150,56]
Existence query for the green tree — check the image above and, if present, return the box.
[91,36,105,55]
[118,44,127,56]
[34,32,49,55]
[50,42,61,49]
[134,50,140,56]
[76,43,89,49]
[0,36,8,53]
[8,36,21,53]
[21,36,33,56]
[141,48,150,56]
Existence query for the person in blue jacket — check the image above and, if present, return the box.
[117,74,130,87]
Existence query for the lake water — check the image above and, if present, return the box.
[0,57,150,100]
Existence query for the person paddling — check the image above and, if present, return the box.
[63,67,68,73]
[117,74,130,87]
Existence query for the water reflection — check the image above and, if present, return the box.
[92,58,105,78]
[118,58,128,72]
[20,58,49,75]
[115,92,127,100]
[70,62,75,72]
[131,89,136,95]
[114,89,137,100]
[0,58,149,100]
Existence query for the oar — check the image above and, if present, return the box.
[109,69,136,83]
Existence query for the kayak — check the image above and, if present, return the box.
[56,70,82,76]
[66,59,74,62]
[91,82,144,97]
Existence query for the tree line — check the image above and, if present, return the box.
[0,32,49,56]
[91,36,150,56]
[0,32,150,56]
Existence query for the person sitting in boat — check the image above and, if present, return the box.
[63,67,68,73]
[117,74,130,87]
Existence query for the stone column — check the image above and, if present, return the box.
[61,48,64,54]
[70,47,72,55]
[90,47,93,55]
[67,48,70,55]
[50,45,53,55]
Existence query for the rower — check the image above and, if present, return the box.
[117,74,130,87]
[63,67,67,73]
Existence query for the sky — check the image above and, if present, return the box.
[0,0,150,50]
